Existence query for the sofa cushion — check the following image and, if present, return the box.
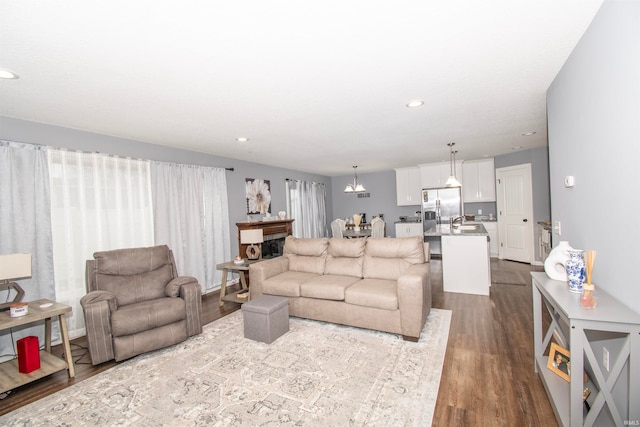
[111,297,186,337]
[283,236,328,274]
[300,275,362,301]
[363,236,425,280]
[261,270,320,297]
[324,238,365,277]
[344,278,398,310]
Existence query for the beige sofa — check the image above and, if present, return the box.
[249,235,431,341]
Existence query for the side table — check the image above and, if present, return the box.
[0,299,75,394]
[216,259,261,306]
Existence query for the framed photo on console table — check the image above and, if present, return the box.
[547,342,571,382]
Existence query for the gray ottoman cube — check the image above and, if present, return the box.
[242,295,289,343]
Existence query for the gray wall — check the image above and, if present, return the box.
[330,170,425,237]
[0,117,334,257]
[547,0,640,312]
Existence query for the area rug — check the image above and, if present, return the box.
[1,308,451,426]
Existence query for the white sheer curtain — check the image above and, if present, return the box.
[47,150,155,339]
[0,141,55,359]
[285,179,327,238]
[151,162,231,292]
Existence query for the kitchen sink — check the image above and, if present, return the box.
[454,225,480,230]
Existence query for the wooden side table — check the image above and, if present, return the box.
[0,299,75,394]
[216,259,261,306]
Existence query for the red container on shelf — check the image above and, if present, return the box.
[17,336,40,373]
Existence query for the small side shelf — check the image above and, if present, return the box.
[221,290,250,305]
[0,351,69,394]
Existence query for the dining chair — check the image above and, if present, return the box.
[331,218,346,238]
[371,217,385,237]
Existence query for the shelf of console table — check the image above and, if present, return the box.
[0,299,75,394]
[531,272,640,427]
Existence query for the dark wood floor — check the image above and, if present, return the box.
[1,259,557,425]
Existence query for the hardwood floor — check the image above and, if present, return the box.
[1,259,557,425]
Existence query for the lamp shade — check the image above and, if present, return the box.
[240,229,264,244]
[0,253,32,281]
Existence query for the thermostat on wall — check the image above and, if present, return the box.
[564,176,575,188]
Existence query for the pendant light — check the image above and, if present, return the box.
[344,165,366,193]
[444,142,462,187]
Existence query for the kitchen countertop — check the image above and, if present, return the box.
[424,223,489,237]
[394,218,422,224]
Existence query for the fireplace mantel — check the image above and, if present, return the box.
[236,219,294,259]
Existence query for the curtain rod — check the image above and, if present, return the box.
[4,140,236,170]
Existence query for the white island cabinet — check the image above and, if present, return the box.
[425,224,491,296]
[466,221,498,257]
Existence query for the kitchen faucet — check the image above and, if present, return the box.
[450,215,464,228]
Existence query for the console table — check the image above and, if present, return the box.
[0,299,75,394]
[531,272,640,427]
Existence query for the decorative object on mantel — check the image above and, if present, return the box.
[241,229,264,260]
[566,249,585,293]
[581,250,597,309]
[245,178,271,214]
[0,253,31,311]
[278,211,286,220]
[543,240,573,281]
[444,142,461,187]
[344,165,366,193]
[352,214,362,232]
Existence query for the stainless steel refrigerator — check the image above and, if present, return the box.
[421,187,463,255]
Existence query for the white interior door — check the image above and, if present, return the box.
[496,163,534,263]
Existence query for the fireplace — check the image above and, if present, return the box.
[236,219,294,260]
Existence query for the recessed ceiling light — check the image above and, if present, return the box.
[406,100,424,108]
[236,137,249,142]
[521,131,536,136]
[0,68,19,79]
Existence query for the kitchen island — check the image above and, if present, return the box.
[424,223,491,295]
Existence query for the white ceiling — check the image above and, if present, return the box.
[0,0,603,176]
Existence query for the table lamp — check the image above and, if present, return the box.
[241,229,264,260]
[0,253,31,311]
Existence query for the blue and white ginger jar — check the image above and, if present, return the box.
[566,249,585,293]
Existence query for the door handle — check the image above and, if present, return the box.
[523,219,528,222]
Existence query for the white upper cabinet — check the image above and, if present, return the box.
[394,166,421,206]
[462,158,496,202]
[419,161,463,189]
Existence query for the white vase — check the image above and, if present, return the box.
[544,241,573,281]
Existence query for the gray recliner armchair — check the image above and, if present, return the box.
[81,245,202,365]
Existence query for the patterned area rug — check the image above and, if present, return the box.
[1,308,451,426]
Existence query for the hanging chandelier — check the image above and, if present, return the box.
[344,165,366,193]
[444,142,462,187]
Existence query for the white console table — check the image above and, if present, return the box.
[531,272,640,427]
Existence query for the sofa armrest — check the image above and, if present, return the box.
[80,290,117,365]
[174,277,203,337]
[249,256,290,299]
[165,276,202,336]
[166,275,198,297]
[397,263,432,339]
